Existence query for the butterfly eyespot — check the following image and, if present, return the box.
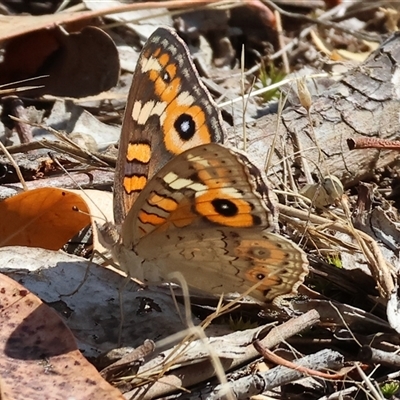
[212,198,238,217]
[162,71,171,82]
[252,247,269,258]
[174,113,196,140]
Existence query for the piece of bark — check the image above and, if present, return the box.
[226,32,400,188]
[187,349,344,400]
[358,345,400,367]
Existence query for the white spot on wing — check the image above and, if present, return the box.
[219,187,243,198]
[141,56,162,73]
[163,172,179,184]
[137,101,155,125]
[163,172,207,191]
[176,91,194,107]
[152,101,167,118]
[133,100,167,125]
[132,101,142,121]
[187,155,209,167]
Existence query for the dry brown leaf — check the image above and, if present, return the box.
[0,26,119,97]
[0,273,124,399]
[0,187,91,250]
[0,2,215,42]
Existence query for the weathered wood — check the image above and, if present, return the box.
[226,32,400,188]
[191,349,344,400]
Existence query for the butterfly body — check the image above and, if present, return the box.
[107,27,309,303]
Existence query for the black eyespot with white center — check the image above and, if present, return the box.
[174,113,196,140]
[162,70,171,83]
[212,198,238,217]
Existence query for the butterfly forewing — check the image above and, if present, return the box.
[114,27,225,225]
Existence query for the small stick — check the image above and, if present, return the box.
[253,340,346,379]
[358,346,400,368]
[347,137,400,150]
[274,10,289,74]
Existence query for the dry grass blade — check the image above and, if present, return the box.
[0,141,28,191]
[278,203,395,299]
[7,116,114,167]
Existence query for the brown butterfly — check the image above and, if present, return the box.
[104,27,308,302]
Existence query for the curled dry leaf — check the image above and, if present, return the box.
[300,176,344,208]
[0,273,124,399]
[0,187,91,250]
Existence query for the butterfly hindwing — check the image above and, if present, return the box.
[124,143,276,241]
[121,144,308,301]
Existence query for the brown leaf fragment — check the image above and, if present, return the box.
[0,188,91,250]
[0,26,119,97]
[0,273,124,399]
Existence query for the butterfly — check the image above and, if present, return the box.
[104,26,309,303]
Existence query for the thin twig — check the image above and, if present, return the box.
[348,137,400,151]
[254,340,346,379]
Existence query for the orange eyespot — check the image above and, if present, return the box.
[162,104,211,153]
[195,190,254,227]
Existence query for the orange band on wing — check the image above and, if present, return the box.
[158,77,181,103]
[158,53,170,67]
[138,210,166,226]
[168,198,196,227]
[123,175,147,194]
[148,193,178,212]
[149,73,181,100]
[153,47,161,57]
[196,165,231,184]
[165,63,177,79]
[126,143,151,163]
